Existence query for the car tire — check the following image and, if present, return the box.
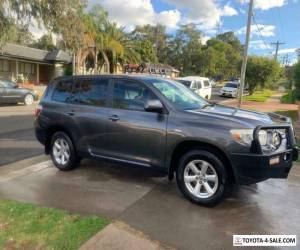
[176,149,228,207]
[50,131,79,171]
[24,94,34,105]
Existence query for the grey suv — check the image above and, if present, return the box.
[35,75,298,206]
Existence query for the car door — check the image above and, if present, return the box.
[0,79,22,103]
[195,81,203,97]
[202,79,212,99]
[69,77,111,155]
[102,78,168,168]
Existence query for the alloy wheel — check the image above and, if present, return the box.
[53,138,70,165]
[24,94,34,105]
[183,159,219,199]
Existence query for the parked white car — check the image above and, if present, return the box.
[175,76,212,99]
[220,82,239,98]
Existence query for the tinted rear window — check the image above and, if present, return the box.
[52,79,76,103]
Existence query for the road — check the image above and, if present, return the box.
[0,104,43,166]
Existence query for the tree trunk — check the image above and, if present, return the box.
[102,51,110,74]
[72,53,76,75]
[94,48,98,74]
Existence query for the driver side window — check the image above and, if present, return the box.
[113,79,157,111]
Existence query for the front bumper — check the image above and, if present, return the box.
[231,148,298,184]
[231,124,298,184]
[220,91,236,97]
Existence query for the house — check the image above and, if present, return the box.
[124,63,180,78]
[0,43,72,85]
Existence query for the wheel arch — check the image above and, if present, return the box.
[168,140,235,184]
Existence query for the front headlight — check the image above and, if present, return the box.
[259,129,283,151]
[231,128,285,152]
[230,129,253,146]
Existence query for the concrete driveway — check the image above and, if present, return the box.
[0,156,299,250]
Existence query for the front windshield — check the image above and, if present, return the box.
[224,82,238,88]
[145,78,208,110]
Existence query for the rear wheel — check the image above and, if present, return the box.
[50,132,79,171]
[176,149,228,206]
[24,94,34,105]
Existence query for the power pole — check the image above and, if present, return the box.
[238,0,254,108]
[271,41,285,61]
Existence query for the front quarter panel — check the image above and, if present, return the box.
[165,112,251,172]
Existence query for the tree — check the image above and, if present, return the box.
[31,34,56,50]
[166,24,203,75]
[293,62,300,98]
[1,1,86,47]
[134,40,157,63]
[87,5,140,73]
[216,31,243,53]
[245,56,281,94]
[131,24,168,63]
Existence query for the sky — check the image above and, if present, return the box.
[89,0,300,65]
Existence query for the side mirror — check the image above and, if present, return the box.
[144,100,164,113]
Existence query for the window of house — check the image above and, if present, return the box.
[18,62,35,74]
[113,80,157,111]
[80,78,109,107]
[0,60,10,72]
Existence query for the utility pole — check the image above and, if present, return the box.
[238,0,254,108]
[271,41,285,61]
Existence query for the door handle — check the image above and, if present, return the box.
[108,114,119,121]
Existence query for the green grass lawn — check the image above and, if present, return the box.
[0,200,109,250]
[242,89,274,102]
[280,90,296,104]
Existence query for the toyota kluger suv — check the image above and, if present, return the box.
[35,75,298,206]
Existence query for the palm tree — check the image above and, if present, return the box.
[89,5,140,73]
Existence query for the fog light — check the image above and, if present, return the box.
[269,156,280,165]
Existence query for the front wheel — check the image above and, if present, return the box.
[50,132,79,171]
[176,150,228,207]
[24,94,34,105]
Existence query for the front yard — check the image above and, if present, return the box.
[0,200,109,250]
[242,89,274,102]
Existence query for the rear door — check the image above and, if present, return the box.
[102,78,168,168]
[70,77,111,154]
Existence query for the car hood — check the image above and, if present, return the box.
[188,104,290,126]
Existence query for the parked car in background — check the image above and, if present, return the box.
[35,75,298,206]
[175,76,212,99]
[210,79,217,87]
[220,82,239,98]
[0,78,38,105]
